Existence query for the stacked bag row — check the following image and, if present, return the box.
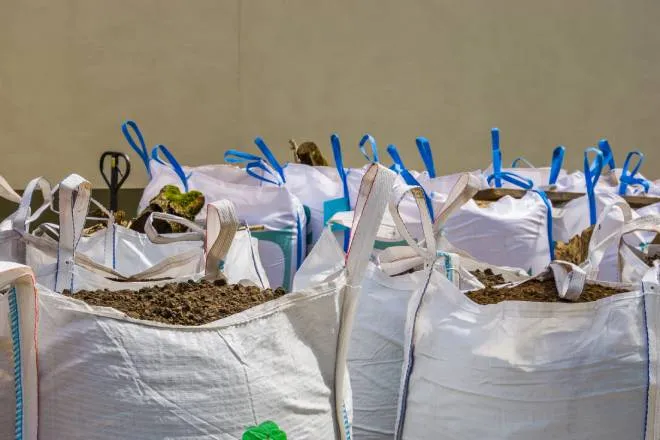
[0,119,658,439]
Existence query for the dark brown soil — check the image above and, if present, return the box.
[470,269,506,287]
[466,277,628,305]
[65,279,286,325]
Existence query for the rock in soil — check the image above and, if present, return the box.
[466,277,628,305]
[470,269,506,287]
[554,226,594,265]
[65,279,286,325]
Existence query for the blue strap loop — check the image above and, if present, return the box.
[549,146,565,185]
[532,190,555,261]
[331,134,350,203]
[619,151,650,195]
[359,134,380,163]
[415,137,436,178]
[150,145,191,192]
[121,120,152,178]
[584,147,604,226]
[245,160,285,186]
[223,138,285,186]
[254,137,286,184]
[224,150,263,164]
[486,127,534,189]
[387,144,435,220]
[330,133,351,251]
[598,139,616,171]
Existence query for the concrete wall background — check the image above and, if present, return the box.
[1,0,658,189]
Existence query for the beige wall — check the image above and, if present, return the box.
[1,0,658,189]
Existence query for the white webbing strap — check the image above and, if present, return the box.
[0,175,21,204]
[381,173,480,277]
[433,173,481,235]
[549,260,589,301]
[388,184,436,263]
[344,164,397,285]
[337,163,396,440]
[204,200,239,280]
[12,177,52,234]
[54,175,92,292]
[144,212,204,244]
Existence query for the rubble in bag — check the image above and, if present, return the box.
[131,185,205,233]
[66,279,286,325]
[470,268,506,287]
[466,276,627,305]
[84,185,205,235]
[289,139,329,166]
[553,225,594,265]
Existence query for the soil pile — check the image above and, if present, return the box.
[466,277,627,305]
[470,269,505,287]
[66,279,286,325]
[554,226,594,265]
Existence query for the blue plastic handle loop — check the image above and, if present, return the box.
[486,127,534,189]
[254,137,286,184]
[331,134,350,203]
[619,150,650,195]
[359,134,380,163]
[490,128,502,187]
[532,190,555,261]
[549,146,565,185]
[387,144,435,220]
[245,160,284,186]
[415,137,436,178]
[511,157,535,168]
[122,120,152,178]
[597,139,616,171]
[330,133,351,252]
[584,147,604,226]
[224,150,263,164]
[223,138,285,185]
[486,171,534,190]
[150,145,190,192]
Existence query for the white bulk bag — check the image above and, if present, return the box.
[133,144,306,291]
[395,251,660,439]
[0,262,39,440]
[295,175,525,440]
[443,190,554,275]
[32,163,395,440]
[24,175,266,292]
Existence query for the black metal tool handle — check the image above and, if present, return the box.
[99,151,131,212]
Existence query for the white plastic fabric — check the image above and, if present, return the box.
[0,262,39,440]
[137,161,305,291]
[31,163,396,440]
[395,254,660,439]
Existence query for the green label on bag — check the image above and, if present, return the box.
[243,421,287,440]
[324,197,350,232]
